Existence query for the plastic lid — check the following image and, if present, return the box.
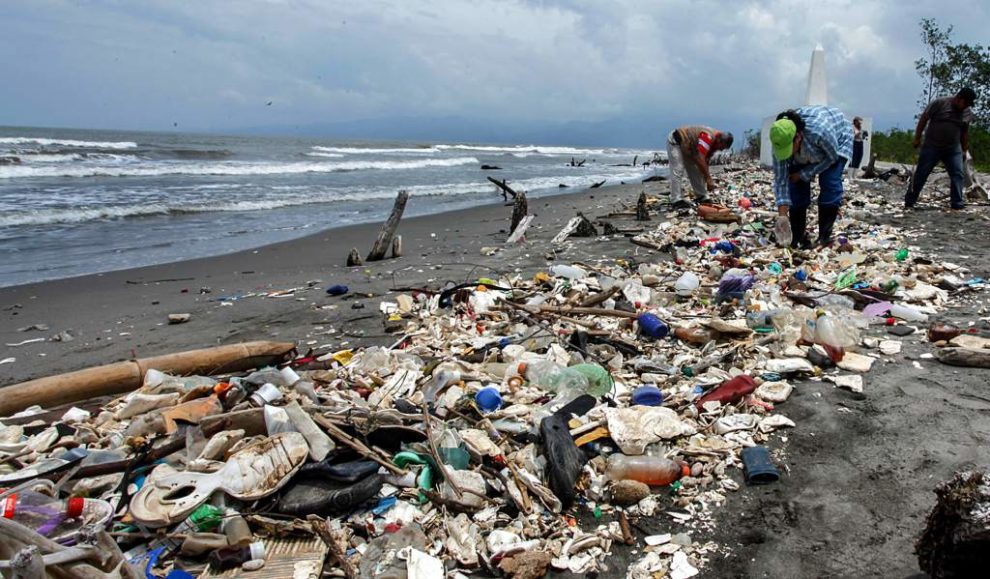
[248,541,266,561]
[66,497,85,518]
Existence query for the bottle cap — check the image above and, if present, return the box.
[631,385,664,407]
[475,387,503,413]
[66,497,85,518]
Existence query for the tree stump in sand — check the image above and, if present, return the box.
[510,191,528,236]
[367,190,408,262]
[573,212,597,237]
[916,470,990,577]
[391,235,403,258]
[347,248,363,267]
[636,191,650,221]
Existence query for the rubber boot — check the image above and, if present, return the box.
[817,204,839,246]
[789,206,808,249]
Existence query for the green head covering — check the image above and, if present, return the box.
[770,119,797,161]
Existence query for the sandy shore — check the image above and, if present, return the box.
[3,167,990,576]
[0,181,653,386]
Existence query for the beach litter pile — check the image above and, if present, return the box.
[1,163,988,578]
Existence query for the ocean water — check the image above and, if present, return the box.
[0,126,664,287]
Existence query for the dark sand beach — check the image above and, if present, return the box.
[2,171,990,576]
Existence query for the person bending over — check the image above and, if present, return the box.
[905,87,977,210]
[770,106,853,247]
[665,125,733,209]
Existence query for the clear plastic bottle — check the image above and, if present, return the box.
[890,303,929,323]
[605,454,689,486]
[423,369,461,403]
[814,311,860,362]
[1,490,89,540]
[504,360,589,395]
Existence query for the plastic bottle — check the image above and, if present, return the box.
[694,375,757,409]
[673,272,700,297]
[175,504,224,535]
[506,360,590,395]
[208,541,266,571]
[895,248,909,262]
[774,215,792,247]
[605,454,689,486]
[549,264,587,280]
[567,364,614,397]
[813,312,848,362]
[890,303,929,323]
[637,313,670,339]
[0,490,89,540]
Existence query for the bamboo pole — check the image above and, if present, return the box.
[0,341,295,416]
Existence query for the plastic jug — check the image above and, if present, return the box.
[674,272,700,297]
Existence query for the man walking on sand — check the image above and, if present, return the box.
[905,87,977,210]
[769,106,853,248]
[666,125,733,209]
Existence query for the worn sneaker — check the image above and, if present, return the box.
[671,199,694,210]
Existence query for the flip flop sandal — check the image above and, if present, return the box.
[129,432,309,527]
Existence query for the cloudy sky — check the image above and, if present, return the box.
[1,0,986,146]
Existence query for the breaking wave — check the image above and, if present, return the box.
[0,169,646,228]
[0,157,480,179]
[0,137,138,149]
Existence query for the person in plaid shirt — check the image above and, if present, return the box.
[769,105,853,248]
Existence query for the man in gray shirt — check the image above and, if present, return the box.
[905,87,977,210]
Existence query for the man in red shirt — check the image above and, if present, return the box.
[666,126,734,209]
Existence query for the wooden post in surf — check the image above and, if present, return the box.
[367,190,409,262]
[509,191,528,236]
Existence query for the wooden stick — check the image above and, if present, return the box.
[618,511,635,545]
[420,402,463,497]
[309,518,357,579]
[686,334,779,376]
[311,414,407,475]
[501,301,638,319]
[578,285,621,308]
[367,190,409,262]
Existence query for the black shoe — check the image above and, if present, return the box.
[671,199,693,210]
[276,473,384,516]
[950,204,965,210]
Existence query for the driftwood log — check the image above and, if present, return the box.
[0,341,295,416]
[487,177,518,200]
[933,347,990,368]
[510,191,528,236]
[367,190,408,262]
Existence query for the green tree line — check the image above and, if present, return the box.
[872,126,990,171]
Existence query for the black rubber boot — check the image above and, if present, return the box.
[789,206,808,249]
[817,204,840,246]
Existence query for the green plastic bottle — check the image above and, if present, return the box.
[568,364,615,397]
[895,248,909,262]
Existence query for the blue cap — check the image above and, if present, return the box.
[475,386,503,412]
[631,385,664,406]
